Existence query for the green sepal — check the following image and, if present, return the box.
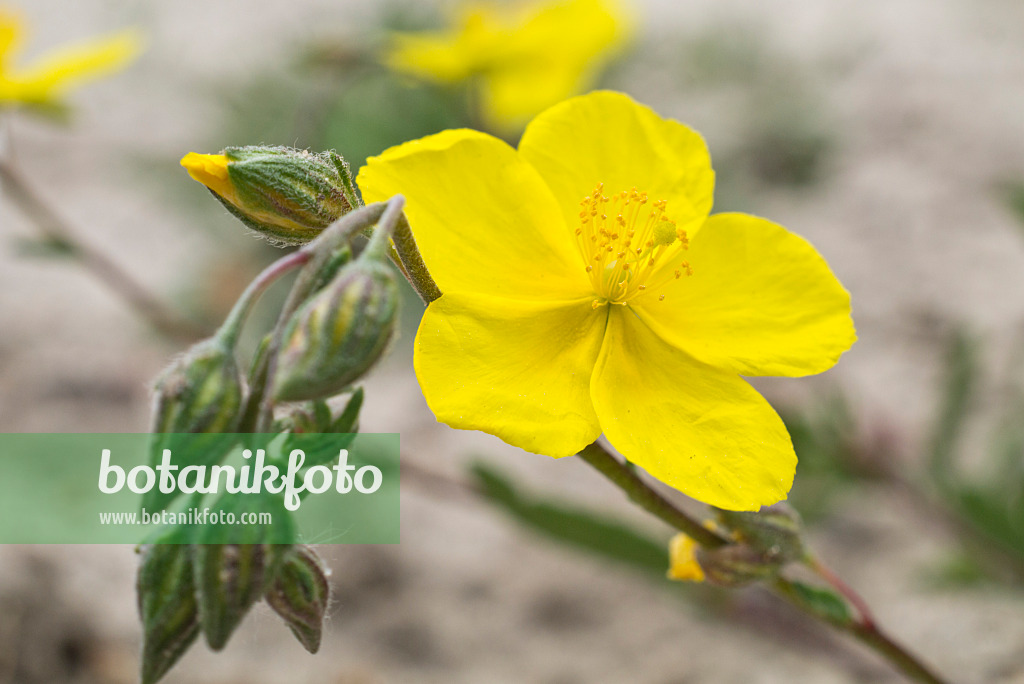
[193,492,295,650]
[273,259,398,402]
[137,527,200,684]
[264,545,331,653]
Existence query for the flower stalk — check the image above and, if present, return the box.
[0,156,207,342]
[378,170,948,684]
[245,198,402,432]
[392,212,443,303]
[576,440,950,684]
[381,185,947,682]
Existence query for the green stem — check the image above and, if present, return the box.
[375,189,948,684]
[361,195,406,262]
[214,249,311,349]
[577,443,727,549]
[245,200,396,433]
[577,441,951,684]
[392,212,442,304]
[849,624,949,684]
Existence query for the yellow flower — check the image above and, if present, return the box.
[0,7,141,108]
[385,0,631,132]
[357,91,856,510]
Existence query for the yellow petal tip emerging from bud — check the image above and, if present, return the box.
[667,533,705,583]
[180,152,234,200]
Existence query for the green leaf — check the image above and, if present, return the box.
[12,236,78,258]
[785,580,853,626]
[927,329,979,493]
[1004,180,1024,228]
[469,463,670,576]
[330,387,364,434]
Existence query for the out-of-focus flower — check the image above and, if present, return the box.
[0,7,141,109]
[358,91,856,510]
[385,0,631,132]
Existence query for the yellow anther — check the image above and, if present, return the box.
[575,184,682,304]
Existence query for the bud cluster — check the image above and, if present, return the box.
[138,147,404,683]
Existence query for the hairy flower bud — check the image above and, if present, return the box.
[181,146,356,245]
[151,337,243,434]
[194,493,294,650]
[695,543,785,588]
[273,257,398,402]
[137,531,199,684]
[716,503,805,566]
[265,545,331,653]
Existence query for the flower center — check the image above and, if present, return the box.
[575,184,692,307]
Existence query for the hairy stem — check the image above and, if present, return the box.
[579,441,950,684]
[0,159,208,342]
[215,250,311,349]
[381,191,949,684]
[577,443,727,549]
[392,213,442,304]
[245,200,398,433]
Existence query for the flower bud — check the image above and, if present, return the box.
[151,337,243,434]
[194,493,295,650]
[715,503,805,566]
[273,258,398,402]
[695,543,784,588]
[181,146,355,245]
[265,545,331,653]
[137,530,199,684]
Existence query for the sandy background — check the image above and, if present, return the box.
[2,0,1024,682]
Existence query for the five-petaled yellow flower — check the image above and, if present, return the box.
[358,91,856,510]
[385,0,630,132]
[0,7,141,108]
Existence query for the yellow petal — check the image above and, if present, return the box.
[180,152,236,201]
[518,91,715,238]
[12,29,142,102]
[667,533,705,582]
[385,33,476,84]
[0,9,25,68]
[591,307,796,510]
[633,213,856,377]
[415,293,605,457]
[481,62,586,132]
[358,128,591,301]
[480,0,630,129]
[385,0,631,131]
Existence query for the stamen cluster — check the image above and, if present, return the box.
[575,183,692,307]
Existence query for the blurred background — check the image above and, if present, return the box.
[2,0,1024,682]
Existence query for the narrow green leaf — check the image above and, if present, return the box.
[469,463,670,576]
[785,580,854,626]
[927,329,979,493]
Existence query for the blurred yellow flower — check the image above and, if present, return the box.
[358,91,856,510]
[385,0,631,131]
[0,7,141,108]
